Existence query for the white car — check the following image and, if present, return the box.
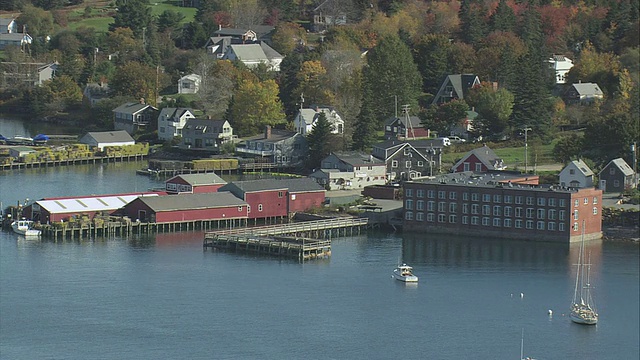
[448,136,467,143]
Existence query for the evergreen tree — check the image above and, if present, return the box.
[489,0,516,33]
[278,53,304,121]
[306,112,334,170]
[413,34,451,96]
[360,34,422,129]
[458,0,487,46]
[351,87,378,151]
[110,0,153,38]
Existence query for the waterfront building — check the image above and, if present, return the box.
[79,130,135,151]
[559,159,594,188]
[24,193,160,223]
[165,173,227,194]
[157,108,196,141]
[219,178,325,220]
[179,118,234,151]
[402,171,603,242]
[309,151,386,190]
[235,126,307,168]
[112,102,158,135]
[121,192,248,224]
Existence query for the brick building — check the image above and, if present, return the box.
[402,171,602,243]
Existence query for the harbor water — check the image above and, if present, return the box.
[1,162,639,359]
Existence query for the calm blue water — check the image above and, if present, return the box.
[1,162,639,359]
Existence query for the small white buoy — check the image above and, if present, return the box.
[510,293,513,298]
[520,292,524,299]
[548,309,553,316]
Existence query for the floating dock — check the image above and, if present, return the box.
[203,217,369,260]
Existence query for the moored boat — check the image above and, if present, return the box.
[393,263,418,282]
[570,220,598,325]
[11,219,41,237]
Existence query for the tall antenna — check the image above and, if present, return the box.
[402,104,414,140]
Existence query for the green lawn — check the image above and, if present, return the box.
[66,0,196,33]
[442,140,558,169]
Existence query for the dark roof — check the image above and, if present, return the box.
[158,107,193,120]
[113,102,157,114]
[453,145,503,170]
[384,115,422,128]
[372,139,405,151]
[405,139,445,149]
[82,130,134,143]
[242,129,298,143]
[183,118,229,133]
[333,151,384,166]
[408,171,578,194]
[168,173,226,186]
[220,178,324,193]
[135,192,246,212]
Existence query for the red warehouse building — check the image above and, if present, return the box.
[121,192,248,225]
[164,173,227,194]
[219,178,325,221]
[25,193,160,223]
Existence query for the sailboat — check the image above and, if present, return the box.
[520,329,536,360]
[570,220,598,325]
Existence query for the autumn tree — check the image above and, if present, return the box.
[41,75,83,112]
[295,60,334,107]
[195,56,236,117]
[228,78,286,137]
[271,22,306,56]
[110,61,168,106]
[227,0,266,28]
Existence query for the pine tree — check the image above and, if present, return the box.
[110,0,153,39]
[360,34,422,128]
[307,112,334,170]
[459,0,487,46]
[413,34,451,95]
[490,0,516,33]
[352,87,378,151]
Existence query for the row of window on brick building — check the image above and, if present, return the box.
[404,189,598,207]
[405,200,598,218]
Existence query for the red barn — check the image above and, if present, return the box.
[451,145,507,173]
[121,191,248,223]
[165,173,227,194]
[219,178,325,220]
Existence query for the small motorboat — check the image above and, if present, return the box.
[11,219,41,237]
[393,263,418,282]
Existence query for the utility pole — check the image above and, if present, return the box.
[522,126,532,174]
[633,142,637,188]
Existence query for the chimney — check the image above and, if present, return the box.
[265,125,272,139]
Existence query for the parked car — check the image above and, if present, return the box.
[435,137,451,146]
[448,136,466,143]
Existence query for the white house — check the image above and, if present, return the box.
[79,130,135,151]
[222,42,283,71]
[547,55,573,84]
[0,17,17,34]
[309,151,387,190]
[157,108,196,141]
[178,74,201,94]
[559,159,594,188]
[293,106,344,135]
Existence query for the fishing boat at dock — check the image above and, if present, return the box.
[11,219,41,237]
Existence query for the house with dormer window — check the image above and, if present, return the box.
[431,74,480,105]
[112,101,158,135]
[157,108,196,141]
[235,126,307,167]
[559,159,594,188]
[180,118,233,151]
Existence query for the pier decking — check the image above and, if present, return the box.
[1,154,146,171]
[203,217,370,260]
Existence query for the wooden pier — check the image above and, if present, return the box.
[1,154,146,171]
[203,217,369,260]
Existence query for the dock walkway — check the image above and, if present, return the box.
[203,217,370,260]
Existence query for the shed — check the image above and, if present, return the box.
[9,146,36,158]
[165,173,227,194]
[79,130,135,150]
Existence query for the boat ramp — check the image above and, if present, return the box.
[203,217,370,260]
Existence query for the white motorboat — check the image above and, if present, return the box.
[570,220,598,325]
[11,219,41,237]
[393,264,418,282]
